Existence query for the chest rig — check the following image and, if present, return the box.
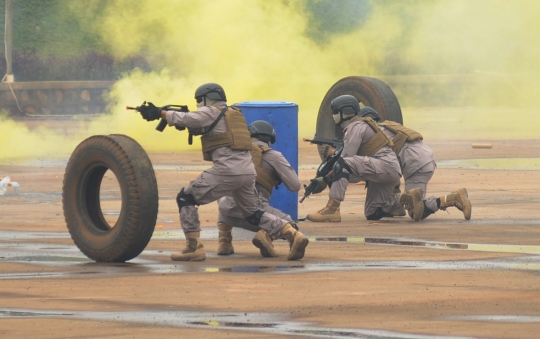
[349,117,393,156]
[200,105,252,161]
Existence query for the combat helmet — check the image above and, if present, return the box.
[358,106,381,122]
[194,83,227,104]
[330,95,361,124]
[248,120,276,144]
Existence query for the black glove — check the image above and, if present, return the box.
[139,102,162,121]
[310,176,328,194]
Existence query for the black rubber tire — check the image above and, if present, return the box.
[62,134,158,262]
[315,76,403,159]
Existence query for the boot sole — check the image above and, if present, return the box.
[217,248,234,255]
[252,235,278,258]
[457,189,472,220]
[410,189,424,222]
[287,236,309,260]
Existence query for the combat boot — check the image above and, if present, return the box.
[217,224,234,255]
[280,223,309,260]
[439,188,471,220]
[306,198,341,222]
[252,229,278,257]
[390,204,407,217]
[170,231,206,261]
[399,188,424,222]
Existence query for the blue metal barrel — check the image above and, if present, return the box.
[233,101,298,221]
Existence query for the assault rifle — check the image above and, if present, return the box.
[126,101,189,132]
[299,136,344,203]
[303,137,343,150]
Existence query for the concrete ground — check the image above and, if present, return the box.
[1,108,540,339]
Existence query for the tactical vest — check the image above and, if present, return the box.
[379,120,423,154]
[201,106,252,161]
[250,144,276,192]
[349,117,393,156]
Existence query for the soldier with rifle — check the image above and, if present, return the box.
[304,98,472,222]
[304,95,403,222]
[135,83,309,261]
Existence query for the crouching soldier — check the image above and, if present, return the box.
[378,116,472,221]
[217,120,302,258]
[138,83,308,261]
[306,95,403,222]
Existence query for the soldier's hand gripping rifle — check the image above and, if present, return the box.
[299,137,344,203]
[126,101,189,132]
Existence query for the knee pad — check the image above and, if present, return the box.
[176,188,198,211]
[332,157,351,182]
[246,210,264,226]
[366,207,386,221]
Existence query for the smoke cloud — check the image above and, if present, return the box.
[1,0,539,160]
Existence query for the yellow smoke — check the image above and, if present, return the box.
[1,0,540,161]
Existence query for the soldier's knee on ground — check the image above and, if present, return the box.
[366,207,386,220]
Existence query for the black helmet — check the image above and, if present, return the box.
[248,120,276,144]
[359,106,381,122]
[194,83,227,103]
[330,95,360,124]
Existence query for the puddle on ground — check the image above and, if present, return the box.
[204,265,305,273]
[443,315,540,323]
[0,231,71,240]
[437,158,540,170]
[310,236,540,255]
[3,230,540,279]
[0,308,482,339]
[8,255,90,262]
[2,252,540,280]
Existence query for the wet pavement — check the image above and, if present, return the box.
[0,308,489,338]
[3,145,540,338]
[2,229,540,280]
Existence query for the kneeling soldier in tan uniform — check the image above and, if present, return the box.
[306,95,403,222]
[378,116,472,221]
[139,83,308,261]
[217,120,302,258]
